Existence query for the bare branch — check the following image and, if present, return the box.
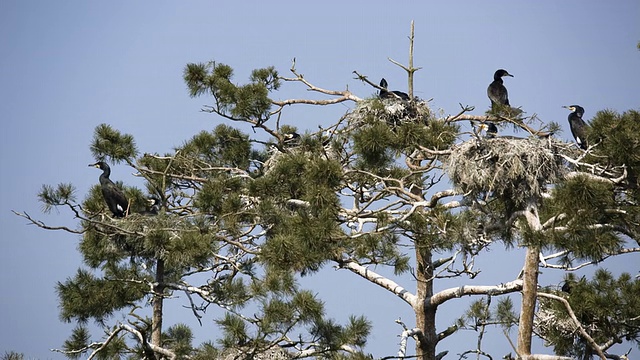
[452,114,553,137]
[540,248,640,271]
[86,326,126,360]
[277,60,361,104]
[338,260,417,307]
[395,319,421,359]
[519,355,573,360]
[120,323,177,360]
[427,279,523,308]
[13,210,84,234]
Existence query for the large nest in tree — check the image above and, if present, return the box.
[347,97,431,128]
[218,347,292,360]
[446,136,566,207]
[534,306,577,338]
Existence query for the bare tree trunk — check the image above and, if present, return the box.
[517,245,540,356]
[152,258,165,349]
[415,246,437,360]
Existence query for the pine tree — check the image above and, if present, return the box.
[16,26,639,360]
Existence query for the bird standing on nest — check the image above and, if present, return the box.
[282,131,301,146]
[89,161,129,218]
[379,78,410,101]
[473,122,498,138]
[140,196,161,216]
[563,105,588,150]
[487,69,513,111]
[487,69,515,131]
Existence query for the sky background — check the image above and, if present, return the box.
[1,1,639,359]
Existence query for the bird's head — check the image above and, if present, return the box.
[89,161,107,170]
[477,123,498,137]
[563,105,585,116]
[379,78,388,88]
[495,69,513,78]
[283,132,300,140]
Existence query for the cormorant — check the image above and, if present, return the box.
[477,122,498,138]
[379,78,410,101]
[487,69,513,111]
[563,105,588,150]
[282,131,301,146]
[89,161,129,217]
[486,122,498,138]
[140,196,160,215]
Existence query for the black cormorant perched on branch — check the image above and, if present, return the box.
[89,161,129,217]
[487,69,513,111]
[563,105,588,150]
[379,78,410,101]
[487,69,514,133]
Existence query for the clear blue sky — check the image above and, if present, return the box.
[1,1,638,358]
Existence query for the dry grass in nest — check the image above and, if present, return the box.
[347,98,431,127]
[446,136,566,206]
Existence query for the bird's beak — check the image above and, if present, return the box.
[88,163,97,167]
[507,73,514,77]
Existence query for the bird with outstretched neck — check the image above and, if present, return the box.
[89,161,129,218]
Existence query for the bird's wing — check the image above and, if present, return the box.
[569,119,588,149]
[106,183,128,211]
[488,83,509,106]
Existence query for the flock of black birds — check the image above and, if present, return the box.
[90,70,589,218]
[379,69,589,148]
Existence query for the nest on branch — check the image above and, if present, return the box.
[446,136,566,207]
[347,97,432,128]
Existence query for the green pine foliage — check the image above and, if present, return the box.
[0,352,24,360]
[163,324,194,358]
[61,326,90,359]
[544,175,625,260]
[90,123,138,163]
[27,57,639,360]
[38,183,76,213]
[538,270,640,359]
[183,62,279,123]
[589,109,640,189]
[56,268,147,323]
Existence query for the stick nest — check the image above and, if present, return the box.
[446,136,566,206]
[347,98,431,128]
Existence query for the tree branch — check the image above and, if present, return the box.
[276,59,361,104]
[13,210,84,234]
[120,323,177,360]
[338,260,417,307]
[452,114,553,137]
[540,247,640,271]
[427,279,523,308]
